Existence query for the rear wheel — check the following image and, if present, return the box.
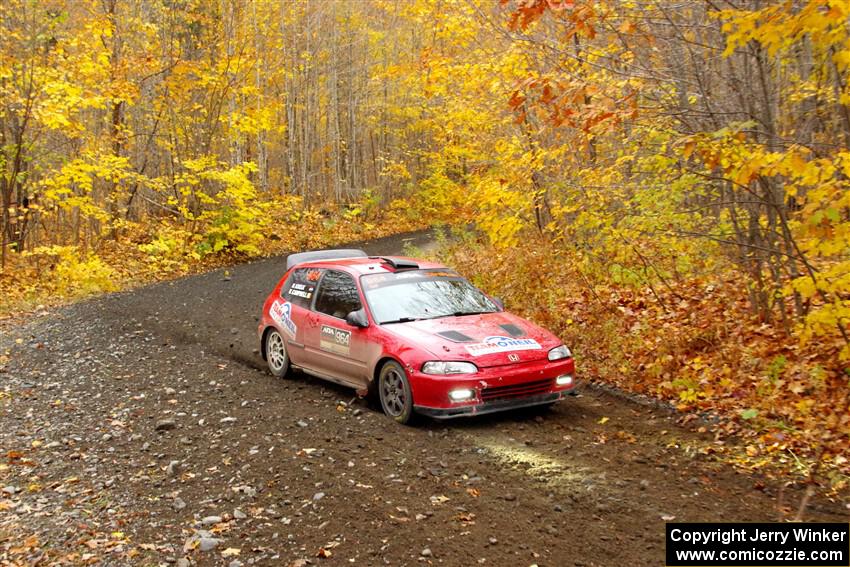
[378,361,415,424]
[265,329,290,379]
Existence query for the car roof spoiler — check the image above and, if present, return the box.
[285,249,368,271]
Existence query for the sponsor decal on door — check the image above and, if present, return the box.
[270,300,297,338]
[464,335,542,356]
[320,324,351,355]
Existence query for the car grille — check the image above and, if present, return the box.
[480,378,553,402]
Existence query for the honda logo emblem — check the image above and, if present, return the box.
[508,354,519,362]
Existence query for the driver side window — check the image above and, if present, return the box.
[314,270,361,319]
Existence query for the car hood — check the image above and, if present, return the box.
[382,312,561,368]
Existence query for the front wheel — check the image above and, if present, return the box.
[378,361,415,425]
[265,329,291,379]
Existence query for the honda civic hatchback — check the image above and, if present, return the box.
[258,249,576,424]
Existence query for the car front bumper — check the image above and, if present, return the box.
[414,389,576,419]
[408,356,576,419]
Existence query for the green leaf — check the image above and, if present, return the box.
[739,408,758,420]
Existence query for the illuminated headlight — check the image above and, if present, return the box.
[422,361,478,375]
[556,374,574,387]
[448,388,475,402]
[548,345,572,361]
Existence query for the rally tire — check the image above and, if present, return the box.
[265,329,291,379]
[378,361,415,425]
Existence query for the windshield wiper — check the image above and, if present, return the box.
[380,317,422,325]
[450,310,494,317]
[420,310,494,321]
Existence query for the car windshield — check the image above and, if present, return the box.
[361,269,499,324]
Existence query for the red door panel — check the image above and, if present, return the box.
[308,313,368,385]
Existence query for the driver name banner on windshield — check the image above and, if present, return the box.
[320,325,351,355]
[363,269,461,289]
[465,336,542,356]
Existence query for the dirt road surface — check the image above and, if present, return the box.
[1,230,846,566]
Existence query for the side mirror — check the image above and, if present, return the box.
[346,308,369,328]
[491,297,505,311]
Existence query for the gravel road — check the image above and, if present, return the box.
[1,230,846,566]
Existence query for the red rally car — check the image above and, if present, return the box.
[258,249,576,424]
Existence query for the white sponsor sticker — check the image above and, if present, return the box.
[270,300,297,338]
[320,324,351,355]
[287,282,314,299]
[464,335,542,356]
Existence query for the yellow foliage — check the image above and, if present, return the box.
[23,246,117,298]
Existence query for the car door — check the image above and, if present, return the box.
[274,267,324,365]
[302,269,369,386]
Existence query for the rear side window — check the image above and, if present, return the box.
[281,267,323,308]
[314,270,361,319]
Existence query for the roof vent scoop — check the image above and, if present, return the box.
[286,249,367,270]
[378,257,419,271]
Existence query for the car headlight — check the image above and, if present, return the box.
[548,345,572,361]
[421,361,478,375]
